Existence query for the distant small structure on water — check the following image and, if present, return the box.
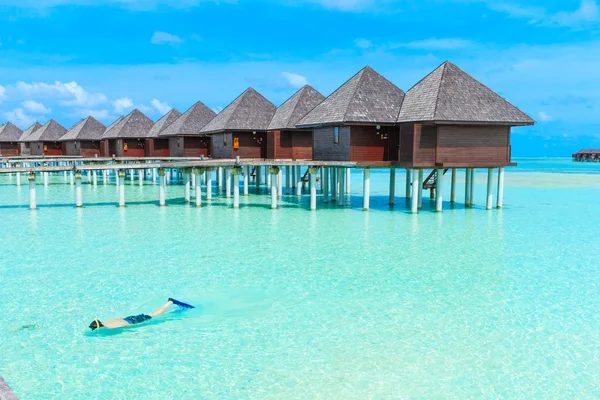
[572,149,600,162]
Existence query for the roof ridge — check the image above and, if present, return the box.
[342,67,367,123]
[432,61,448,120]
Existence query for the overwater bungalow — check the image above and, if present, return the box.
[396,61,534,169]
[101,109,154,157]
[145,109,181,157]
[266,85,325,160]
[18,122,42,156]
[158,101,216,157]
[201,88,276,159]
[296,67,405,164]
[0,122,24,156]
[22,120,68,156]
[572,149,600,161]
[59,116,107,157]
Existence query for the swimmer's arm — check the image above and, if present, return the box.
[101,319,130,329]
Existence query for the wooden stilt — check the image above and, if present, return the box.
[450,168,456,203]
[418,169,424,208]
[75,171,83,207]
[411,170,419,213]
[309,167,318,210]
[497,167,505,208]
[435,168,444,212]
[486,168,494,210]
[389,166,396,205]
[118,170,126,207]
[363,168,370,211]
[29,172,36,210]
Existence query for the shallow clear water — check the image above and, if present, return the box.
[0,159,598,399]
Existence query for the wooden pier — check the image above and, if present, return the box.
[0,156,507,213]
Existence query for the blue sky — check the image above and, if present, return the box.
[0,0,598,156]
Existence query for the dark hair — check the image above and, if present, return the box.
[89,319,104,331]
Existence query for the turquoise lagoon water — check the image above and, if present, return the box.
[0,158,598,399]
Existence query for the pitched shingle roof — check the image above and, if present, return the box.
[147,109,181,138]
[268,85,325,130]
[102,109,154,139]
[159,101,217,137]
[296,67,404,128]
[23,120,67,142]
[19,122,42,142]
[200,88,276,134]
[0,122,24,142]
[397,61,534,125]
[59,116,107,142]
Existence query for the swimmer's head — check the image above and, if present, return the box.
[89,319,103,331]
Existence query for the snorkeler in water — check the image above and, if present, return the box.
[89,298,194,331]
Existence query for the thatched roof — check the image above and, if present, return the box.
[397,61,534,125]
[19,122,42,142]
[102,109,154,139]
[268,85,325,130]
[23,120,67,142]
[0,122,24,142]
[200,88,276,134]
[147,109,181,138]
[159,101,216,137]
[296,66,404,128]
[59,116,107,142]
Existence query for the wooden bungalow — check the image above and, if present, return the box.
[0,122,24,156]
[22,120,67,156]
[201,88,276,159]
[296,66,405,164]
[18,122,42,156]
[101,109,154,157]
[572,149,600,162]
[396,61,534,168]
[158,101,216,157]
[99,116,124,157]
[145,109,181,157]
[58,116,107,157]
[266,85,325,160]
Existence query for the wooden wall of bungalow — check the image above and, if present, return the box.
[266,129,313,160]
[211,131,267,159]
[0,142,20,156]
[311,123,512,167]
[145,138,170,157]
[312,124,400,163]
[168,136,211,158]
[30,141,63,156]
[62,140,104,157]
[104,138,146,157]
[398,123,512,168]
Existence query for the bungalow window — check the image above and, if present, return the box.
[333,127,339,145]
[223,135,227,146]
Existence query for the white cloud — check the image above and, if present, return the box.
[487,0,600,27]
[113,97,134,113]
[22,100,51,114]
[150,98,171,114]
[151,31,183,45]
[9,81,106,107]
[554,0,599,26]
[68,108,114,121]
[3,108,37,129]
[354,38,372,49]
[0,85,5,101]
[303,0,374,11]
[392,38,473,50]
[211,106,223,114]
[282,72,308,88]
[538,111,553,122]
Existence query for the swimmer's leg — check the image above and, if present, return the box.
[148,300,174,317]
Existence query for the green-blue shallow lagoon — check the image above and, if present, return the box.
[0,158,598,399]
